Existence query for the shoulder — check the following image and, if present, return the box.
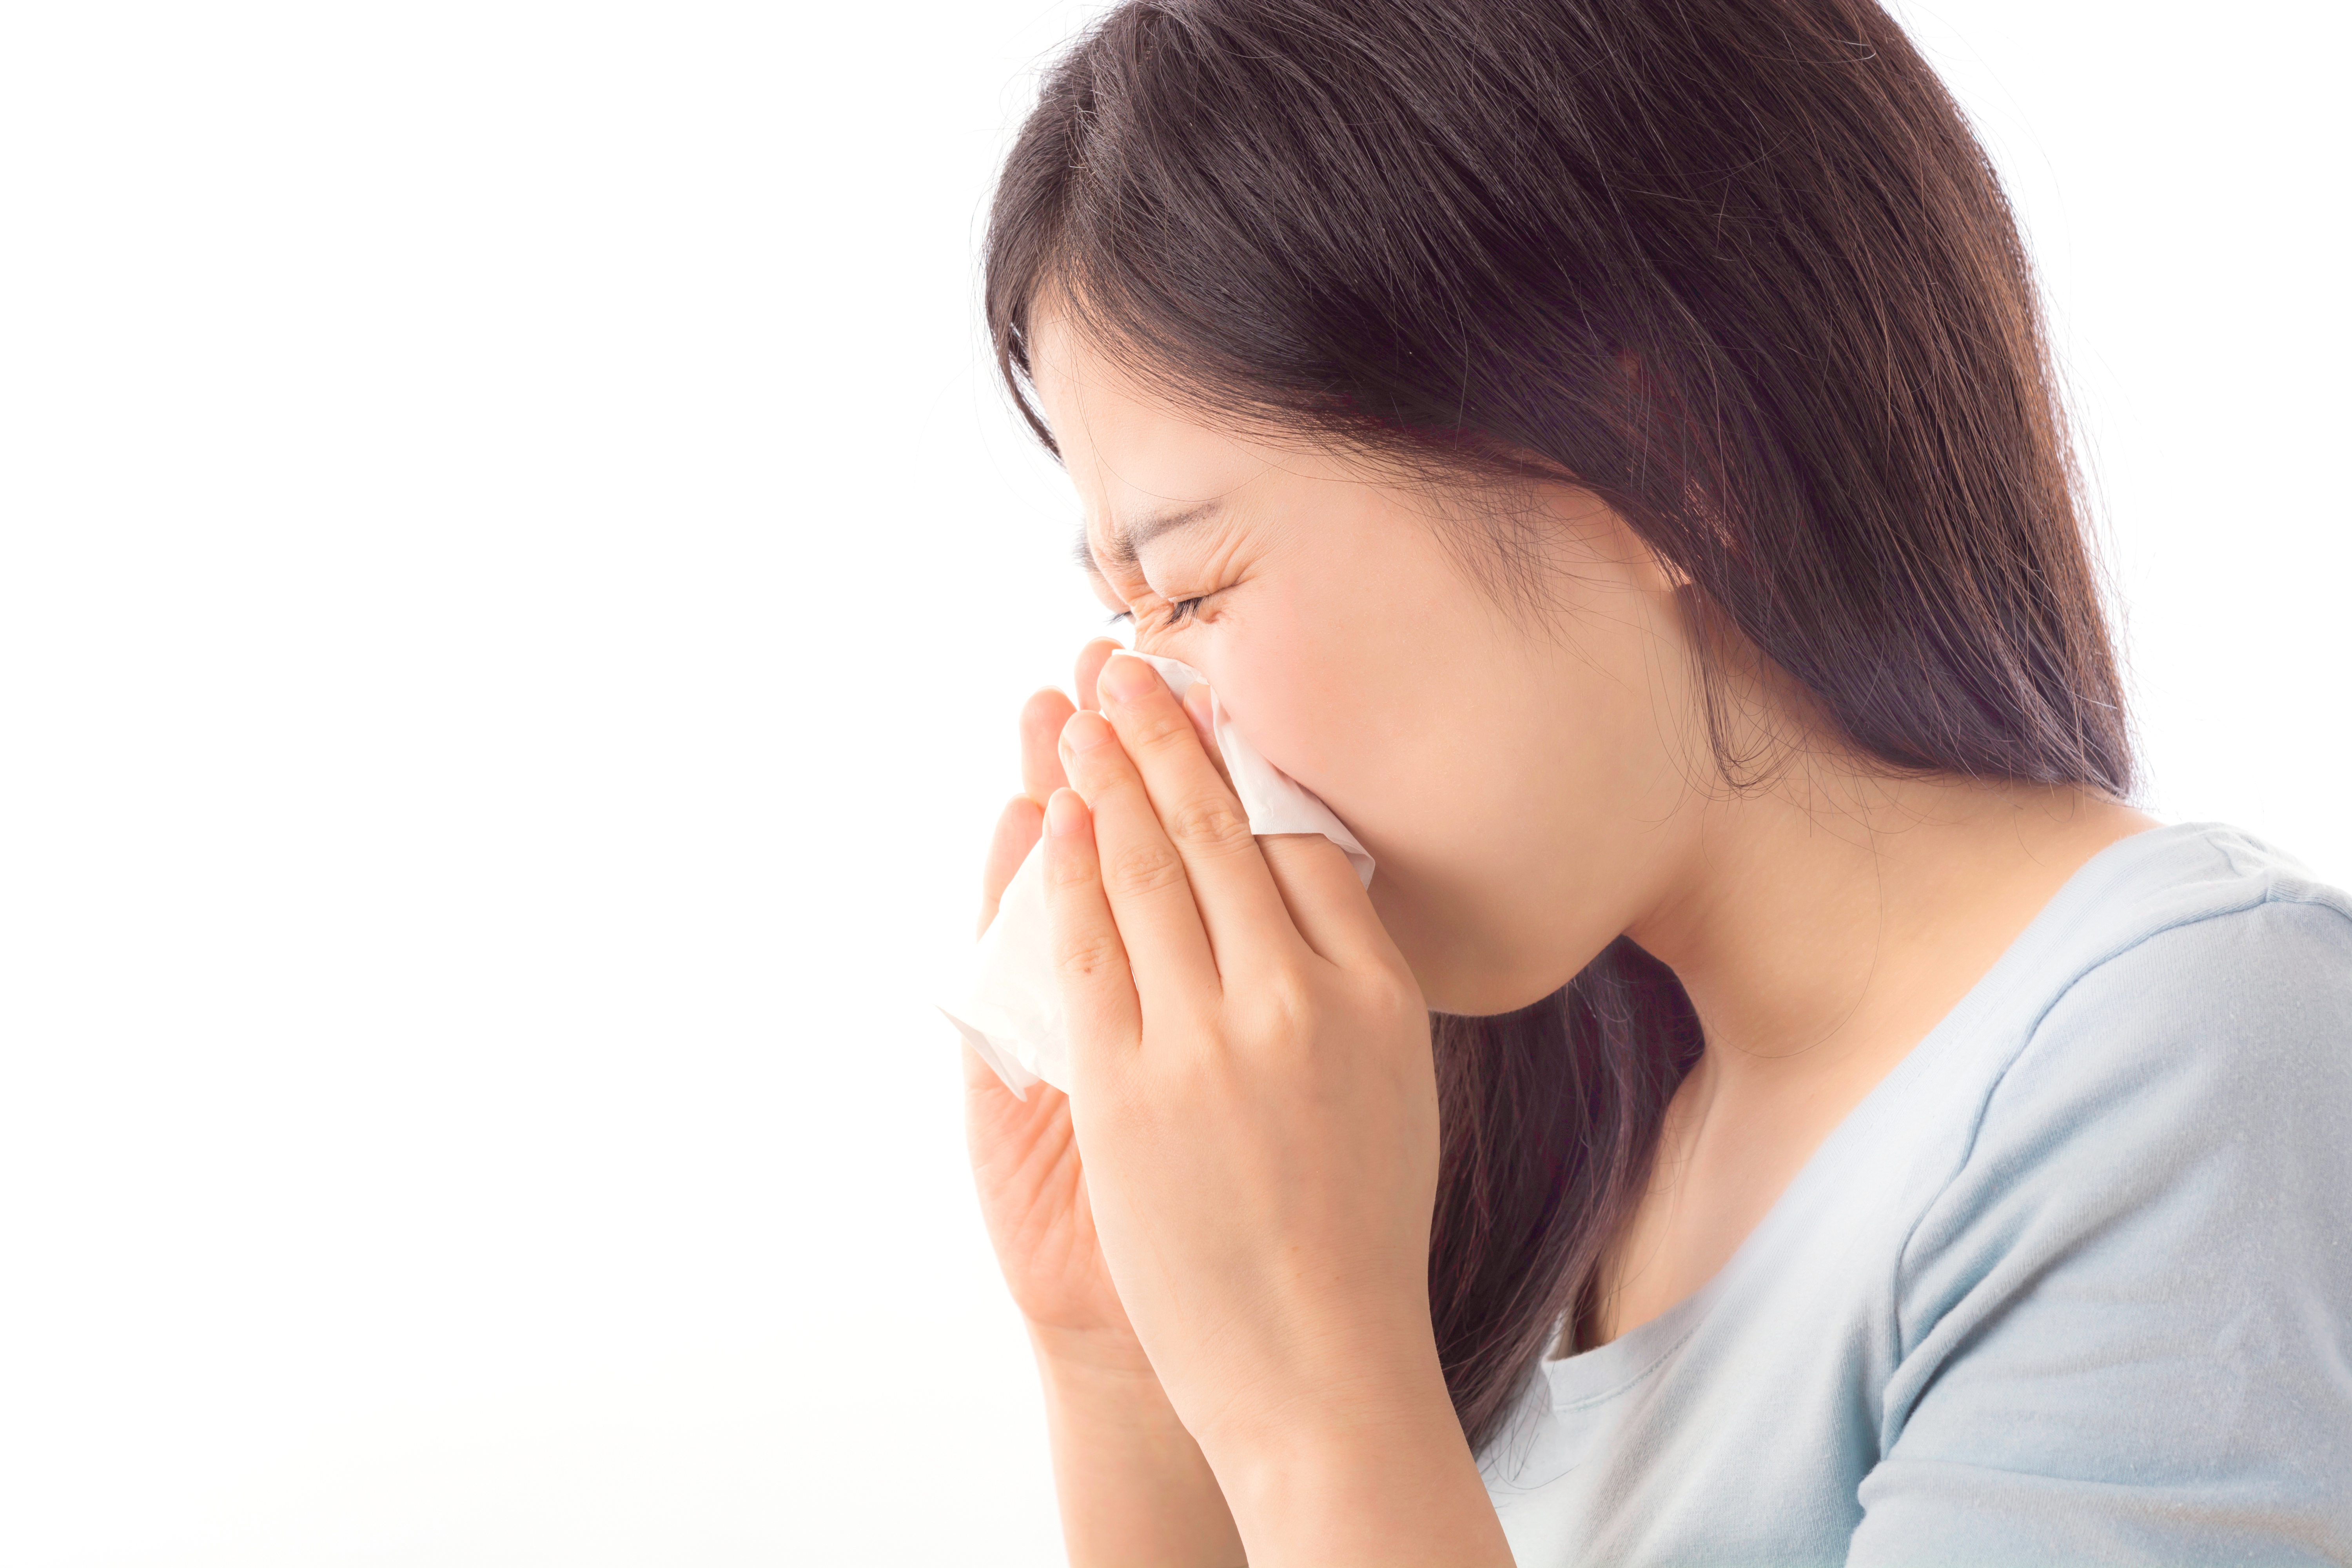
[1895,820,2352,1354]
[1859,826,2352,1556]
[1891,827,2352,1354]
[2052,817,2352,994]
[1987,821,2352,1158]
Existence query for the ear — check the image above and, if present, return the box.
[1636,534,1694,592]
[1589,499,1691,596]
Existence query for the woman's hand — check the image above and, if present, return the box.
[964,655,1131,1351]
[964,639,1244,1568]
[1043,651,1514,1567]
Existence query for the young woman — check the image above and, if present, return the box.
[960,2,2352,1563]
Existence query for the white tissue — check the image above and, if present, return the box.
[941,651,1374,1097]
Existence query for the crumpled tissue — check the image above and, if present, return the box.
[941,650,1374,1097]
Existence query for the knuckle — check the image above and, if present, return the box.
[1167,794,1253,856]
[1234,967,1318,1042]
[1260,831,1336,873]
[1044,846,1097,893]
[1369,970,1430,1036]
[1105,839,1189,899]
[1125,706,1196,757]
[1373,973,1423,1025]
[1053,927,1125,982]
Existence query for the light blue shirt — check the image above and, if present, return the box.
[1479,821,2352,1565]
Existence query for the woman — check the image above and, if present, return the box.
[960,1,2352,1563]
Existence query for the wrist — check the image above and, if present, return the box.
[1025,1322,1246,1568]
[1177,1301,1454,1465]
[1201,1370,1457,1504]
[1026,1318,1163,1386]
[1027,1320,1201,1451]
[1193,1354,1512,1568]
[1220,1419,1509,1568]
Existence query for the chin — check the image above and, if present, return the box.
[1385,866,1662,1018]
[1413,960,1571,1021]
[1374,882,1572,1019]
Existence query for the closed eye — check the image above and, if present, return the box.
[1105,595,1208,632]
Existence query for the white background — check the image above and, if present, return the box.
[0,2,2341,1563]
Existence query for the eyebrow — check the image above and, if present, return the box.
[1070,499,1226,575]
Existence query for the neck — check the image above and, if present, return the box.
[1624,757,2156,1097]
[1575,757,2156,1348]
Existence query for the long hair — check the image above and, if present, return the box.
[982,0,2135,1453]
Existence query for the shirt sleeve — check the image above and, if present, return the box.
[1847,893,2352,1566]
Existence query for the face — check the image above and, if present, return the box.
[1029,311,1715,1015]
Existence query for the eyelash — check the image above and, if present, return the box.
[1106,595,1207,632]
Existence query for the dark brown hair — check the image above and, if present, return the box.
[983,0,2134,1453]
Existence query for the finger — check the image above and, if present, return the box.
[1091,652,1299,981]
[1058,707,1224,1009]
[1039,786,1143,1079]
[1180,682,1235,795]
[960,1039,1077,1160]
[1020,686,1076,805]
[1072,637,1122,714]
[978,793,1044,938]
[1259,832,1396,971]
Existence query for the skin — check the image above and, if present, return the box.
[963,309,2161,1565]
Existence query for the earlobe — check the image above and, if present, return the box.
[1603,505,1693,595]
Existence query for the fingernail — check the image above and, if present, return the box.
[1060,709,1114,754]
[1046,788,1088,836]
[1098,651,1159,703]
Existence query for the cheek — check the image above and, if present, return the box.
[1203,544,1682,1013]
[1207,543,1508,841]
[1209,572,1554,1007]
